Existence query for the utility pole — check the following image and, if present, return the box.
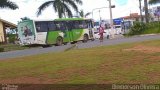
[99,10,101,22]
[108,0,114,38]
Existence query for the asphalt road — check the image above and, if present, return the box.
[0,34,160,60]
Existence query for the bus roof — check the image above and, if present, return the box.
[54,18,92,21]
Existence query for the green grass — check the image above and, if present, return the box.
[0,44,30,52]
[126,21,160,36]
[1,40,160,84]
[142,22,160,34]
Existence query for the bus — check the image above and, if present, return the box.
[17,18,95,46]
[121,20,135,34]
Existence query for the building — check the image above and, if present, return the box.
[0,18,17,43]
[122,13,145,22]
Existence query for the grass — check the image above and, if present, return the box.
[0,44,34,52]
[0,40,160,84]
[126,21,160,36]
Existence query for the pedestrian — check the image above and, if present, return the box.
[99,24,104,42]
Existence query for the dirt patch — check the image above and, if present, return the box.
[146,72,160,83]
[0,76,53,84]
[0,68,89,84]
[0,75,70,84]
[123,45,160,53]
[56,67,88,77]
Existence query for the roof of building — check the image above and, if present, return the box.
[0,18,17,28]
[121,13,145,19]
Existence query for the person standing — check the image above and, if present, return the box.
[99,24,104,42]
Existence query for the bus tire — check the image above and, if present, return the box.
[83,34,88,43]
[56,37,63,46]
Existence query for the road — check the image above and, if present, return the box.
[0,34,160,60]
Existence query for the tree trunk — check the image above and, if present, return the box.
[144,0,149,23]
[139,0,143,22]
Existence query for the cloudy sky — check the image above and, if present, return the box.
[0,0,146,24]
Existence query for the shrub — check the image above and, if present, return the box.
[0,47,4,52]
[128,22,146,35]
[7,34,17,43]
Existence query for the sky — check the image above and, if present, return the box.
[0,0,151,24]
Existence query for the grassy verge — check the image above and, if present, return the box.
[0,40,160,84]
[0,44,35,52]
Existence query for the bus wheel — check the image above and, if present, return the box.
[56,37,63,46]
[83,34,88,43]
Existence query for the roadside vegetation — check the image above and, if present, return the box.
[127,21,160,36]
[0,40,160,84]
[0,44,30,52]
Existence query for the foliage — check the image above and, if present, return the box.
[144,21,160,33]
[0,0,18,10]
[128,22,146,35]
[127,21,160,36]
[20,17,31,21]
[0,44,29,52]
[37,0,83,18]
[0,47,4,52]
[149,0,160,4]
[79,10,91,18]
[6,34,17,43]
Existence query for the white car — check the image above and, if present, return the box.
[94,29,110,39]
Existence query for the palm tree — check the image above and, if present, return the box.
[0,0,18,10]
[144,0,149,23]
[149,0,160,4]
[139,0,143,22]
[37,0,83,18]
[79,10,91,18]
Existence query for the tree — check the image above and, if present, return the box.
[79,10,91,18]
[37,0,83,18]
[139,0,143,22]
[149,0,160,4]
[144,0,149,23]
[0,0,18,10]
[149,0,160,21]
[20,17,30,21]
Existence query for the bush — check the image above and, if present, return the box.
[0,47,4,52]
[7,34,17,43]
[128,22,146,35]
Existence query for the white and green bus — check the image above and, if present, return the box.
[17,18,95,46]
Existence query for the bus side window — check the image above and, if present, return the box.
[55,22,66,31]
[36,27,40,32]
[48,22,56,31]
[67,21,73,30]
[79,21,83,28]
[60,22,66,31]
[35,22,48,32]
[73,21,79,29]
[35,22,41,32]
[83,21,88,28]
